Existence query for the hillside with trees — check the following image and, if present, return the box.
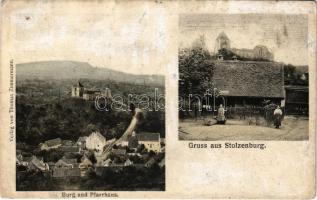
[16,78,165,149]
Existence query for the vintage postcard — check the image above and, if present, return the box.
[0,0,316,199]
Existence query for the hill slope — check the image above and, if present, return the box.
[16,61,164,86]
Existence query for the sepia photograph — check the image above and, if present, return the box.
[14,11,166,191]
[0,1,315,198]
[178,14,309,141]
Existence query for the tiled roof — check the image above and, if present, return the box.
[62,140,74,146]
[30,156,47,170]
[211,61,284,98]
[137,132,160,142]
[62,158,77,165]
[45,138,62,147]
[88,131,106,142]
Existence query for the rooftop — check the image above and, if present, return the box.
[88,131,106,142]
[137,132,160,142]
[45,138,62,147]
[210,60,284,98]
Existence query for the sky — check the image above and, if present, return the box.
[179,14,308,66]
[10,1,169,75]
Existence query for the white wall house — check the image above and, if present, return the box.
[137,132,161,153]
[85,131,107,152]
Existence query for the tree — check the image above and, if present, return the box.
[179,46,214,97]
[284,64,296,85]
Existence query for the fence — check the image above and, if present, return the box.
[180,105,281,127]
[226,106,263,119]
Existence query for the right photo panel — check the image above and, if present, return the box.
[178,14,309,141]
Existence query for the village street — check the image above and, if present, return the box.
[179,116,309,141]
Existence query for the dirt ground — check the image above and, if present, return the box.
[179,116,309,141]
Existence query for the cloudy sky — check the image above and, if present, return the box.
[10,1,169,75]
[179,14,308,66]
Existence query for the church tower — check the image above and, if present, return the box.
[215,31,231,53]
[71,81,84,98]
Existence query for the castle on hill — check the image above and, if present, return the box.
[71,81,112,101]
[214,31,274,61]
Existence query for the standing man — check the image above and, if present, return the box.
[273,106,283,128]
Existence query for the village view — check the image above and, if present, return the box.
[16,62,165,191]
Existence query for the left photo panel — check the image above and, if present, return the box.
[14,9,166,191]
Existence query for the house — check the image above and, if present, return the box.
[29,156,49,171]
[284,65,308,115]
[145,158,156,168]
[124,159,133,167]
[208,60,284,107]
[16,154,32,167]
[83,87,112,101]
[83,90,101,101]
[79,156,93,177]
[137,132,161,153]
[86,131,107,152]
[71,81,112,101]
[55,158,78,169]
[77,136,87,149]
[40,138,62,150]
[284,85,308,115]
